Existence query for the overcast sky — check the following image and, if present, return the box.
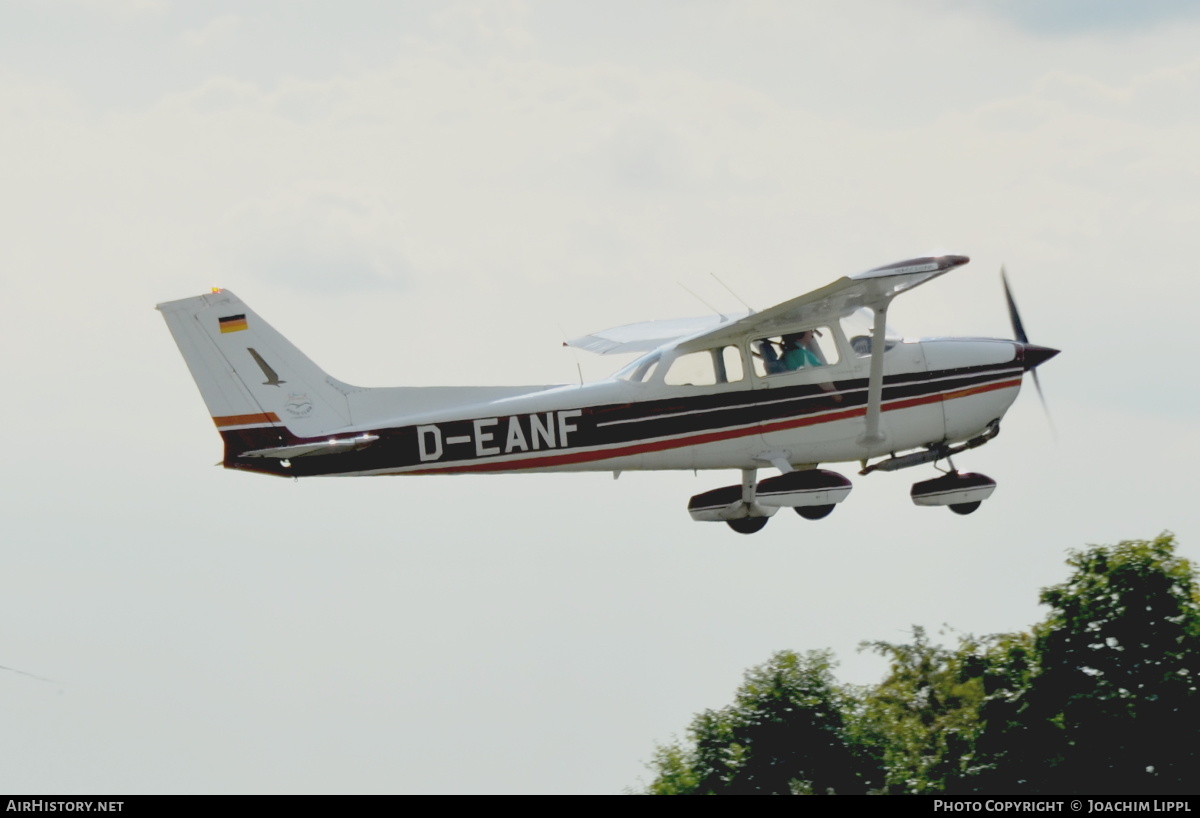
[2,0,1197,794]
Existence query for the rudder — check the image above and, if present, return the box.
[157,290,353,460]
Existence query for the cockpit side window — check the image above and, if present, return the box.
[663,346,745,387]
[752,327,839,377]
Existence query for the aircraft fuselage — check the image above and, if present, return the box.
[217,338,1026,479]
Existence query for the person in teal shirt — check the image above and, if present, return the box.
[780,331,823,371]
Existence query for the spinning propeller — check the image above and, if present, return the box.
[1001,266,1059,428]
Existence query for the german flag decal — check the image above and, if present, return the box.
[219,314,248,333]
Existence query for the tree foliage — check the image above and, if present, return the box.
[642,534,1200,795]
[1025,534,1200,792]
[856,627,990,793]
[647,650,878,794]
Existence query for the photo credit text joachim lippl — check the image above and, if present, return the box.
[934,802,1192,813]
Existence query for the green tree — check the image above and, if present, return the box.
[1023,533,1200,793]
[642,534,1200,795]
[957,630,1041,793]
[856,627,990,794]
[876,534,1200,794]
[645,650,877,794]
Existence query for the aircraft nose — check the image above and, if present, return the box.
[1020,343,1060,371]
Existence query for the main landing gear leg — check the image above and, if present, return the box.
[687,470,776,534]
[726,469,769,535]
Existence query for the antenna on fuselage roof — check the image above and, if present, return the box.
[711,273,756,314]
[676,281,728,320]
[557,322,584,387]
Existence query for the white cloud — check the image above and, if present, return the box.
[180,13,241,50]
[219,184,411,292]
[431,0,534,49]
[58,0,167,15]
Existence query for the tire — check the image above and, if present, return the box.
[795,504,835,520]
[727,516,769,534]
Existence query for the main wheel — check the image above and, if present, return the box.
[795,504,835,520]
[727,516,769,534]
[949,501,981,515]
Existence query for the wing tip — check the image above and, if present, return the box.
[862,254,969,276]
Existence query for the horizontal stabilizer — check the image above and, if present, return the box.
[240,434,380,459]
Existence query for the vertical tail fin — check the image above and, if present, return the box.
[157,290,353,461]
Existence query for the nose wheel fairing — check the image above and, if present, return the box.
[910,471,996,511]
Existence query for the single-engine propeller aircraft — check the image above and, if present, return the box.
[158,255,1058,533]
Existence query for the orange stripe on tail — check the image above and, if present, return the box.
[213,412,281,428]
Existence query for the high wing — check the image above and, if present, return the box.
[672,254,969,354]
[565,255,969,358]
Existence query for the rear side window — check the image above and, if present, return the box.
[663,346,745,386]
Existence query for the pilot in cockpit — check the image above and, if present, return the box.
[780,331,823,371]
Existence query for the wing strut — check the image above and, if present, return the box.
[858,301,892,448]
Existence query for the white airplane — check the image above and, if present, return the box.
[157,255,1058,534]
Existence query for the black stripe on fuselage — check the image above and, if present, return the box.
[224,362,1021,477]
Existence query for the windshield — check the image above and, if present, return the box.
[840,308,902,356]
